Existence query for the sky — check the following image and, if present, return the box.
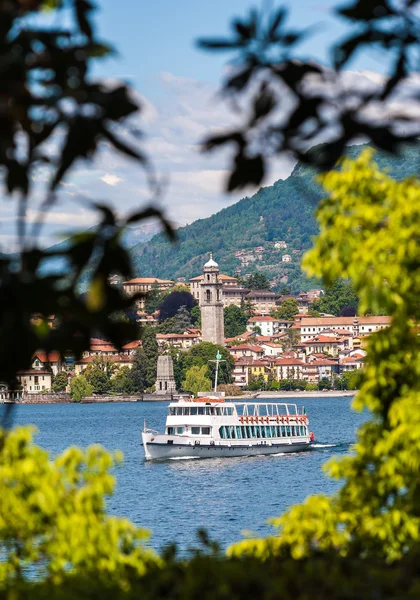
[0,1,393,251]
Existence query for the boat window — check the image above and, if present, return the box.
[215,407,222,415]
[291,426,296,436]
[190,407,198,415]
[201,427,211,435]
[168,408,175,415]
[229,426,236,439]
[191,427,200,435]
[176,408,183,415]
[198,407,205,415]
[286,426,291,436]
[271,426,277,437]
[167,427,174,435]
[183,408,190,415]
[219,426,226,439]
[176,427,184,434]
[235,426,242,439]
[281,426,286,437]
[241,426,247,439]
[265,426,271,438]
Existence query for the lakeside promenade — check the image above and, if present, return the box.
[12,390,356,404]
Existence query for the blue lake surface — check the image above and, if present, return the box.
[10,397,366,553]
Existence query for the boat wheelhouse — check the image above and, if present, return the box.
[142,397,314,460]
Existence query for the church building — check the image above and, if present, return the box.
[199,254,225,346]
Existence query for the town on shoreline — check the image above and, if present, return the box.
[4,256,388,404]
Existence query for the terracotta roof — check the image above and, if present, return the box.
[33,351,61,363]
[274,358,305,366]
[122,341,142,349]
[156,333,198,339]
[248,316,277,322]
[297,316,391,326]
[230,344,264,352]
[122,277,174,285]
[309,359,338,366]
[341,355,364,363]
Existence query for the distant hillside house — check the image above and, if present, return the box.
[282,254,292,262]
[189,273,238,303]
[122,277,175,309]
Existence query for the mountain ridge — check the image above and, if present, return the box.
[130,143,420,292]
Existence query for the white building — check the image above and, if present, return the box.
[247,316,292,336]
[282,254,292,262]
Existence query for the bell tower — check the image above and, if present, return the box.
[200,253,225,346]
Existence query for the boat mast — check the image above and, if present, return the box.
[209,351,225,393]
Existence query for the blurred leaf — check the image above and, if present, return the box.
[227,153,264,191]
[337,0,396,21]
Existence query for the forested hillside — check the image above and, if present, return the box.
[130,143,420,292]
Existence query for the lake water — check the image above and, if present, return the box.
[8,397,366,553]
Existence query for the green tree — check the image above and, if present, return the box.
[230,151,420,567]
[51,371,68,393]
[173,305,193,333]
[312,279,359,316]
[142,328,159,388]
[182,365,211,397]
[128,348,148,393]
[111,366,133,394]
[144,287,168,315]
[245,273,271,290]
[272,298,299,320]
[183,342,234,388]
[70,375,92,402]
[84,356,117,394]
[224,305,248,338]
[190,304,201,327]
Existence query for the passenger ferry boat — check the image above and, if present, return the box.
[142,397,314,460]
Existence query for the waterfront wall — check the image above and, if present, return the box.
[20,393,172,404]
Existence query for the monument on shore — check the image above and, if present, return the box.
[155,355,177,395]
[199,253,225,346]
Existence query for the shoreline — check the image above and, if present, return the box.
[226,390,356,400]
[13,390,357,404]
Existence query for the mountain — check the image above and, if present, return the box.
[129,143,420,293]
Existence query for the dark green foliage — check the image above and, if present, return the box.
[85,369,109,394]
[183,343,234,387]
[159,291,197,322]
[224,305,248,338]
[128,348,148,393]
[51,371,68,393]
[190,305,201,327]
[144,288,168,315]
[272,298,299,320]
[142,328,159,388]
[312,279,359,316]
[111,367,133,394]
[242,273,271,290]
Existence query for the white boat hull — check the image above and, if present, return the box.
[142,432,311,460]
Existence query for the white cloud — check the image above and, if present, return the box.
[100,173,123,186]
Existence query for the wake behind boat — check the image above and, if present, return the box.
[142,397,314,460]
